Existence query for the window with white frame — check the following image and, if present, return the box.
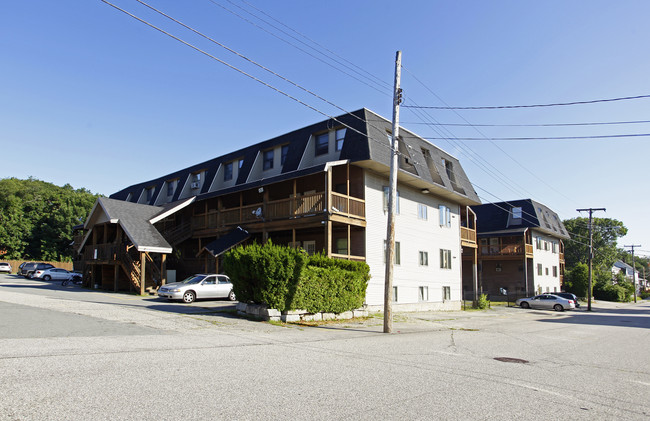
[440,249,451,269]
[419,251,428,266]
[443,286,451,301]
[315,133,329,156]
[552,242,558,253]
[512,207,522,219]
[536,236,543,250]
[537,263,542,275]
[383,186,400,214]
[417,203,428,220]
[418,286,429,302]
[553,266,558,277]
[439,205,451,227]
[303,240,316,255]
[384,240,401,265]
[393,286,398,302]
[335,128,345,151]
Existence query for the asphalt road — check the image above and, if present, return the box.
[0,274,649,420]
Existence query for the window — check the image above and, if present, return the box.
[418,286,429,302]
[419,251,428,266]
[553,266,558,277]
[315,133,329,156]
[382,186,400,214]
[443,286,451,301]
[512,207,522,219]
[440,249,451,269]
[303,240,316,255]
[238,159,244,169]
[263,149,274,170]
[536,236,543,250]
[439,205,451,227]
[281,145,289,165]
[545,267,549,275]
[146,187,154,201]
[544,241,550,251]
[417,203,428,220]
[552,242,558,253]
[167,180,176,196]
[537,263,542,276]
[393,286,398,302]
[224,162,233,181]
[192,172,201,182]
[495,263,502,272]
[384,240,401,265]
[335,128,346,151]
[336,238,348,255]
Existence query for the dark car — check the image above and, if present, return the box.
[544,292,580,308]
[20,262,55,279]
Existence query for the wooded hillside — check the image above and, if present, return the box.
[0,178,100,261]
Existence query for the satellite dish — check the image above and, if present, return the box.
[253,207,263,218]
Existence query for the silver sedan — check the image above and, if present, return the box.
[158,274,236,303]
[516,294,575,311]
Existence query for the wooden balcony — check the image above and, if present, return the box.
[460,227,477,248]
[191,191,365,231]
[480,242,534,259]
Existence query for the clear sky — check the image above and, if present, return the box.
[2,1,649,254]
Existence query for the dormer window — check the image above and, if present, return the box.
[263,149,274,170]
[512,207,522,219]
[335,128,346,151]
[167,179,177,196]
[224,162,233,181]
[146,186,155,201]
[192,172,201,182]
[281,145,289,165]
[315,133,328,156]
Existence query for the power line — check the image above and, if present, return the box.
[401,119,650,127]
[402,94,650,110]
[424,133,650,141]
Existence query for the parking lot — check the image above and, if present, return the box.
[1,273,649,420]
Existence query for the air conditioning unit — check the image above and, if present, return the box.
[190,181,200,189]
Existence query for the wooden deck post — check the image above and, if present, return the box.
[140,252,146,296]
[326,166,332,257]
[161,254,166,286]
[113,264,119,292]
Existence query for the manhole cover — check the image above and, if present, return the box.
[494,357,529,364]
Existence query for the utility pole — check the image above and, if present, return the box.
[384,50,402,334]
[624,244,641,303]
[576,207,606,311]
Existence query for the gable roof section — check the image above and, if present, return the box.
[81,197,172,253]
[472,199,570,239]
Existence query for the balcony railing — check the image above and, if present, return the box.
[480,242,534,257]
[460,227,477,246]
[191,191,364,230]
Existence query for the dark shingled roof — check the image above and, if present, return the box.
[471,199,570,239]
[109,108,479,205]
[200,226,250,257]
[91,197,172,253]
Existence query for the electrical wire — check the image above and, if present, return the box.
[401,93,650,110]
[423,133,650,141]
[400,119,650,127]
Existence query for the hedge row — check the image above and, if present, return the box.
[222,241,370,313]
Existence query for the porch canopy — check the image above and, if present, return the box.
[199,226,250,257]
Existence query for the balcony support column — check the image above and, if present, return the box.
[325,166,333,257]
[140,252,146,296]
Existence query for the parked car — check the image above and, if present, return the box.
[516,294,575,311]
[0,262,12,273]
[158,274,236,303]
[544,292,580,308]
[21,262,55,278]
[33,267,76,282]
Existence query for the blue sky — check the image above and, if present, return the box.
[2,1,649,253]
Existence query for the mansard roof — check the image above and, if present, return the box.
[471,199,570,240]
[110,108,480,206]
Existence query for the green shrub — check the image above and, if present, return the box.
[223,244,369,313]
[593,282,627,302]
[474,293,490,309]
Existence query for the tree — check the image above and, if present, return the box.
[0,178,100,261]
[565,263,589,298]
[563,217,627,278]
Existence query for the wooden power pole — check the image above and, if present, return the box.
[576,207,605,311]
[624,244,641,303]
[384,50,402,334]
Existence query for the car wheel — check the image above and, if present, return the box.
[28,272,34,279]
[182,291,196,304]
[554,304,564,312]
[228,290,236,301]
[43,275,51,281]
[520,301,530,309]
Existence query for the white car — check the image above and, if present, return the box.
[0,262,11,273]
[158,274,236,303]
[33,268,75,282]
[516,294,575,312]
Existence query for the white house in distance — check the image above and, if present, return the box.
[75,109,480,310]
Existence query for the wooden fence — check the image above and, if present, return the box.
[0,260,74,273]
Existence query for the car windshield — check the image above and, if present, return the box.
[180,275,206,285]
